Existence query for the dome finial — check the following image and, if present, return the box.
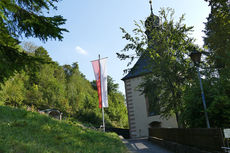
[149,0,153,15]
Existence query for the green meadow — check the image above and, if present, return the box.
[0,106,127,153]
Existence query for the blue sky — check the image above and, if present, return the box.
[22,0,210,93]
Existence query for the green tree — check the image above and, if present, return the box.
[204,0,230,71]
[90,75,128,128]
[0,0,68,82]
[182,75,230,128]
[22,47,69,112]
[105,76,128,128]
[184,0,230,128]
[0,72,28,107]
[107,76,119,95]
[34,47,52,62]
[117,8,197,127]
[0,0,67,42]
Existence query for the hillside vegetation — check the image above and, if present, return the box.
[0,105,127,153]
[0,46,128,128]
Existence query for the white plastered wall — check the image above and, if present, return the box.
[124,76,178,139]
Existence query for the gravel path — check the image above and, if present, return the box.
[121,137,173,153]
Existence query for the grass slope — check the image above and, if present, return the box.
[0,106,127,153]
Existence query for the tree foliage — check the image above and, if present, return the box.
[0,46,128,128]
[0,0,67,41]
[204,0,230,71]
[105,76,128,127]
[180,0,230,128]
[0,0,68,82]
[182,77,230,128]
[118,8,198,127]
[117,4,230,128]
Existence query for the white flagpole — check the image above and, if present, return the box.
[99,54,105,132]
[102,103,105,132]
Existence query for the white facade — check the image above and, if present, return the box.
[124,76,178,138]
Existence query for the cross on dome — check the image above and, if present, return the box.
[149,0,153,15]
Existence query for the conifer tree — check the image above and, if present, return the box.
[0,0,68,81]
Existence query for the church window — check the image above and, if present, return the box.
[145,92,160,116]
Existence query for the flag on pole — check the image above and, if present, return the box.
[91,60,102,108]
[91,58,108,108]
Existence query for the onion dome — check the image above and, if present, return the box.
[145,0,160,38]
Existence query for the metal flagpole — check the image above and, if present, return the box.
[102,103,105,132]
[99,54,105,132]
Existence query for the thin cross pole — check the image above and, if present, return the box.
[149,0,153,15]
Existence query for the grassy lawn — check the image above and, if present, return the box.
[0,106,127,153]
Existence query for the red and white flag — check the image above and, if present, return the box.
[91,58,108,108]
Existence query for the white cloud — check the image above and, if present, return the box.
[75,46,88,55]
